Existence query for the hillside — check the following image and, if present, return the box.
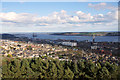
[51,32,120,36]
[0,34,18,39]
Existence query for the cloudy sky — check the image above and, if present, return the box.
[0,2,118,33]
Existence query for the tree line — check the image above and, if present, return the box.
[1,57,120,80]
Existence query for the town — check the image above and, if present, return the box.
[0,35,120,65]
[0,39,68,59]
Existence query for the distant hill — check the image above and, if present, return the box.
[105,32,120,36]
[0,34,18,39]
[51,32,120,36]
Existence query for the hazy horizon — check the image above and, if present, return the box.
[1,31,119,34]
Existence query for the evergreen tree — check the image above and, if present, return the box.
[63,66,74,80]
[20,59,34,78]
[10,59,21,78]
[72,62,79,78]
[1,57,120,79]
[47,60,57,79]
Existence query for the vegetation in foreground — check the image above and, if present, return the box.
[1,57,120,80]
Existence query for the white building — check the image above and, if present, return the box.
[61,42,77,46]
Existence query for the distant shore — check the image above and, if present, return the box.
[51,32,120,36]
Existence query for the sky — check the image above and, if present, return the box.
[1,0,119,2]
[0,2,119,33]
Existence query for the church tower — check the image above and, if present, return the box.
[92,34,95,43]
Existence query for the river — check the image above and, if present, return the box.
[14,33,119,42]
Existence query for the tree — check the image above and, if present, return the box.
[2,57,120,79]
[7,54,12,57]
[47,60,57,79]
[63,66,74,80]
[20,59,34,78]
[10,59,21,78]
[72,62,79,78]
[98,67,110,80]
[54,59,64,79]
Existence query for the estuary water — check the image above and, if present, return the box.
[14,33,119,42]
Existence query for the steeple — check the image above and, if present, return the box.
[32,33,37,43]
[92,34,95,43]
[33,33,37,39]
